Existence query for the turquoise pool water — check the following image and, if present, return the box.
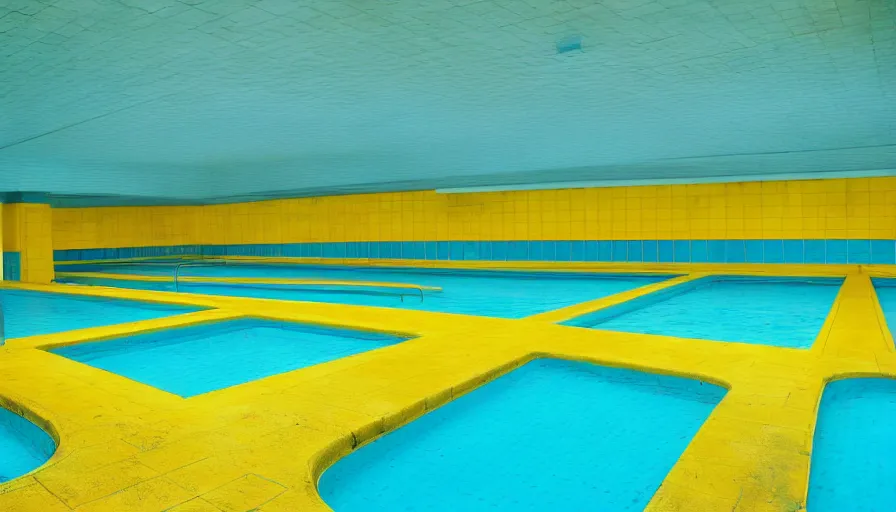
[55,263,672,318]
[318,358,725,511]
[0,407,55,482]
[565,276,843,348]
[50,319,407,397]
[809,378,896,511]
[0,289,200,339]
[872,279,896,343]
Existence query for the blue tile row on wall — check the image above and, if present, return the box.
[54,245,202,262]
[3,252,21,281]
[54,240,896,265]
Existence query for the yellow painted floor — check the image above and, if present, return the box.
[0,262,894,512]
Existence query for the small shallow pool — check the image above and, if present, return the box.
[873,278,896,345]
[50,319,408,397]
[565,276,843,348]
[55,262,673,318]
[318,358,725,511]
[0,406,55,483]
[809,378,896,511]
[0,289,200,338]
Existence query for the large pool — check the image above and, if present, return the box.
[318,358,725,511]
[0,406,55,483]
[55,262,673,318]
[809,378,896,511]
[0,289,200,338]
[50,319,408,397]
[565,276,843,348]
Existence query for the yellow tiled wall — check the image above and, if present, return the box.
[51,176,896,251]
[5,203,54,282]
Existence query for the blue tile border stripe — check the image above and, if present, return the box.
[52,240,896,265]
[3,252,21,281]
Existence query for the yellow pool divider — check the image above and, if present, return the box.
[1,262,895,511]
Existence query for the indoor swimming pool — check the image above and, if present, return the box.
[318,358,725,511]
[0,406,55,483]
[50,319,408,397]
[809,378,896,511]
[55,262,672,318]
[0,288,200,339]
[564,276,843,348]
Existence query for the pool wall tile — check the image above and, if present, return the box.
[508,241,528,260]
[491,241,507,261]
[542,241,557,261]
[658,241,674,262]
[871,240,896,264]
[690,240,708,263]
[642,240,658,262]
[570,241,585,261]
[826,240,847,264]
[847,239,871,264]
[463,242,479,260]
[449,242,463,260]
[584,241,599,261]
[611,241,627,262]
[724,240,745,262]
[763,240,784,263]
[627,241,643,262]
[529,241,543,261]
[707,240,726,263]
[555,241,572,261]
[745,240,764,263]
[805,240,826,263]
[673,241,690,262]
[783,240,804,263]
[598,241,613,261]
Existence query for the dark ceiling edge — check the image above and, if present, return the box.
[4,166,895,208]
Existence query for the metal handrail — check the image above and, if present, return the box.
[173,259,228,292]
[399,286,425,302]
[171,259,429,302]
[0,300,5,346]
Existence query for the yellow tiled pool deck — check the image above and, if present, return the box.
[1,260,894,512]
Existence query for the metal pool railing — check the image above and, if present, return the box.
[169,260,437,301]
[0,300,5,346]
[173,259,229,292]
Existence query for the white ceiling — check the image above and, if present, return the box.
[1,0,894,203]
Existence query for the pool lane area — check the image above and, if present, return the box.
[0,407,55,483]
[565,276,844,348]
[1,262,890,511]
[55,262,674,318]
[319,358,725,512]
[809,378,896,512]
[50,319,409,397]
[0,288,200,338]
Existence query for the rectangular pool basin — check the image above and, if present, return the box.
[49,319,408,397]
[809,378,896,511]
[564,276,843,348]
[318,358,725,511]
[54,263,675,318]
[0,288,200,338]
